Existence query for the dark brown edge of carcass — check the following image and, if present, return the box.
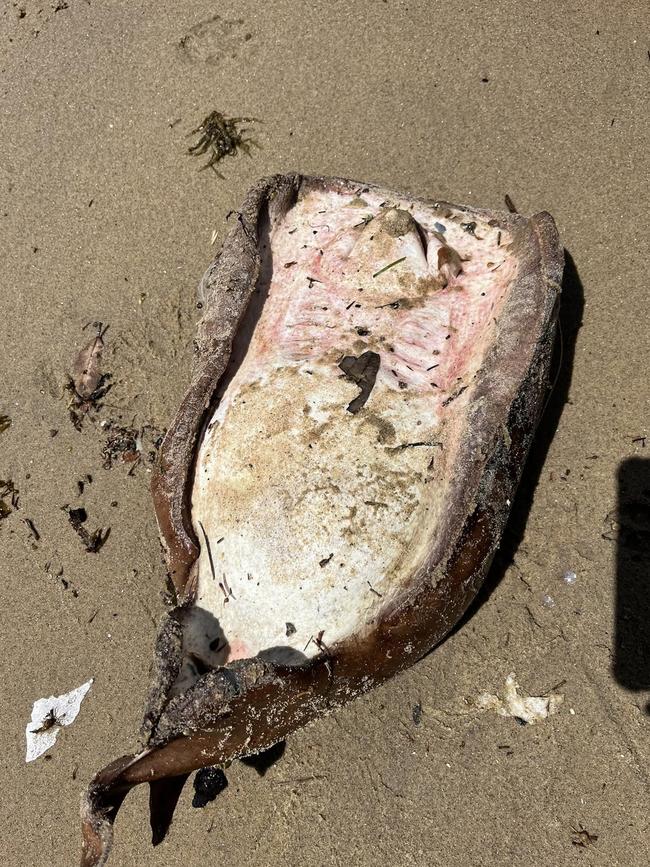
[81,174,563,866]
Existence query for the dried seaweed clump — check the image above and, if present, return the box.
[101,422,165,472]
[187,110,260,177]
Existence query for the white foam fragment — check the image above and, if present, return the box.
[25,678,93,763]
[477,673,563,725]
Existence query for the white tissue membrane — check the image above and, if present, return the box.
[186,187,517,682]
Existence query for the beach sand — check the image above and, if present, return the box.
[1,1,648,864]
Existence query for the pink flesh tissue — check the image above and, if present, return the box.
[184,188,518,683]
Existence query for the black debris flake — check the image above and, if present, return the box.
[571,825,598,848]
[64,505,110,553]
[338,351,381,414]
[412,702,423,725]
[192,766,228,808]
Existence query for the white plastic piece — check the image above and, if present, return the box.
[562,570,577,585]
[25,678,93,763]
[477,673,564,725]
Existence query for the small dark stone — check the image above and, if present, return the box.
[412,702,423,725]
[285,622,296,637]
[192,766,228,808]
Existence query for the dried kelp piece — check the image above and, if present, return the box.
[101,422,164,471]
[81,174,563,865]
[0,479,18,519]
[67,323,112,429]
[73,325,106,400]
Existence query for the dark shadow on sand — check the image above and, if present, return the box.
[611,457,650,713]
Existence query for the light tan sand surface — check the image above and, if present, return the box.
[1,2,648,864]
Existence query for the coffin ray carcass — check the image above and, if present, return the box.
[81,174,563,865]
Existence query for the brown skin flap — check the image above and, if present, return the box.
[81,175,563,866]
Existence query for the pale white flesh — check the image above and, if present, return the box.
[180,188,517,684]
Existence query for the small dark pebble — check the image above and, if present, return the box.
[412,702,423,725]
[192,766,228,808]
[285,622,296,636]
